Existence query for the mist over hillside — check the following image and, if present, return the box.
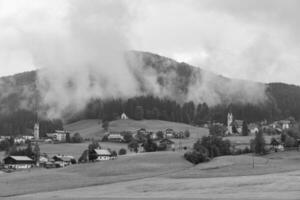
[0,51,299,123]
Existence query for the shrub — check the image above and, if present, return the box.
[118,148,127,155]
[284,135,296,147]
[184,150,209,164]
[128,140,139,153]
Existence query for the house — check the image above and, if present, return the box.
[52,155,75,167]
[137,128,147,135]
[3,156,35,169]
[249,123,259,135]
[46,130,67,142]
[165,129,175,138]
[159,138,175,151]
[107,133,124,142]
[279,120,290,130]
[121,112,128,120]
[93,149,113,161]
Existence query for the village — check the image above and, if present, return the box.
[0,111,298,173]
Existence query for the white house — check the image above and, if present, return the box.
[46,131,67,142]
[94,149,112,161]
[121,113,128,120]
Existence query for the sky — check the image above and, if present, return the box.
[0,0,300,85]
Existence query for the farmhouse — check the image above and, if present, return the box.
[93,149,113,161]
[46,130,67,142]
[3,156,35,169]
[52,155,75,167]
[107,133,124,142]
[159,138,175,151]
[165,128,175,138]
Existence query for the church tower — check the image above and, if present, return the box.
[227,112,233,135]
[34,123,39,140]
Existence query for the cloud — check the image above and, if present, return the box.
[129,0,300,85]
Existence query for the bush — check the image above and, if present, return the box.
[118,148,127,155]
[128,140,139,153]
[184,130,190,138]
[71,133,83,143]
[284,135,296,147]
[184,150,209,164]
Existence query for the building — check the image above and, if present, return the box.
[159,138,175,151]
[107,133,124,142]
[227,112,233,135]
[46,131,67,142]
[165,128,175,138]
[3,156,35,169]
[249,123,259,135]
[121,112,128,120]
[93,149,113,161]
[52,155,75,167]
[34,123,39,140]
[279,120,290,130]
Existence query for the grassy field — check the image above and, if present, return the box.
[64,119,104,139]
[0,152,191,197]
[64,119,209,140]
[3,151,300,200]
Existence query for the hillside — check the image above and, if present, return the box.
[1,51,300,137]
[64,119,209,140]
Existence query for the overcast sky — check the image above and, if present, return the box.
[0,0,300,85]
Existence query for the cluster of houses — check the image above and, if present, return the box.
[107,128,189,142]
[1,147,117,171]
[225,112,293,136]
[0,130,70,145]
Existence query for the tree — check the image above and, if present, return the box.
[143,136,157,152]
[184,130,190,138]
[128,140,139,153]
[184,139,209,164]
[156,131,164,140]
[33,142,40,165]
[242,121,249,136]
[118,148,127,155]
[135,106,144,120]
[71,133,83,143]
[102,121,109,132]
[66,132,71,143]
[252,130,266,155]
[209,124,225,137]
[122,132,133,143]
[88,140,101,161]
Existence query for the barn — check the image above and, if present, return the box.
[3,156,35,169]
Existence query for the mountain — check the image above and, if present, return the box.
[0,51,300,134]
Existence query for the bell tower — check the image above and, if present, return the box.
[227,112,233,135]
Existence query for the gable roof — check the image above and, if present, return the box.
[159,138,175,144]
[94,149,111,156]
[8,156,33,161]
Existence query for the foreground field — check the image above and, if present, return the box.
[2,151,300,200]
[0,152,191,197]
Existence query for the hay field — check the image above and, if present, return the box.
[0,152,191,197]
[6,151,300,200]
